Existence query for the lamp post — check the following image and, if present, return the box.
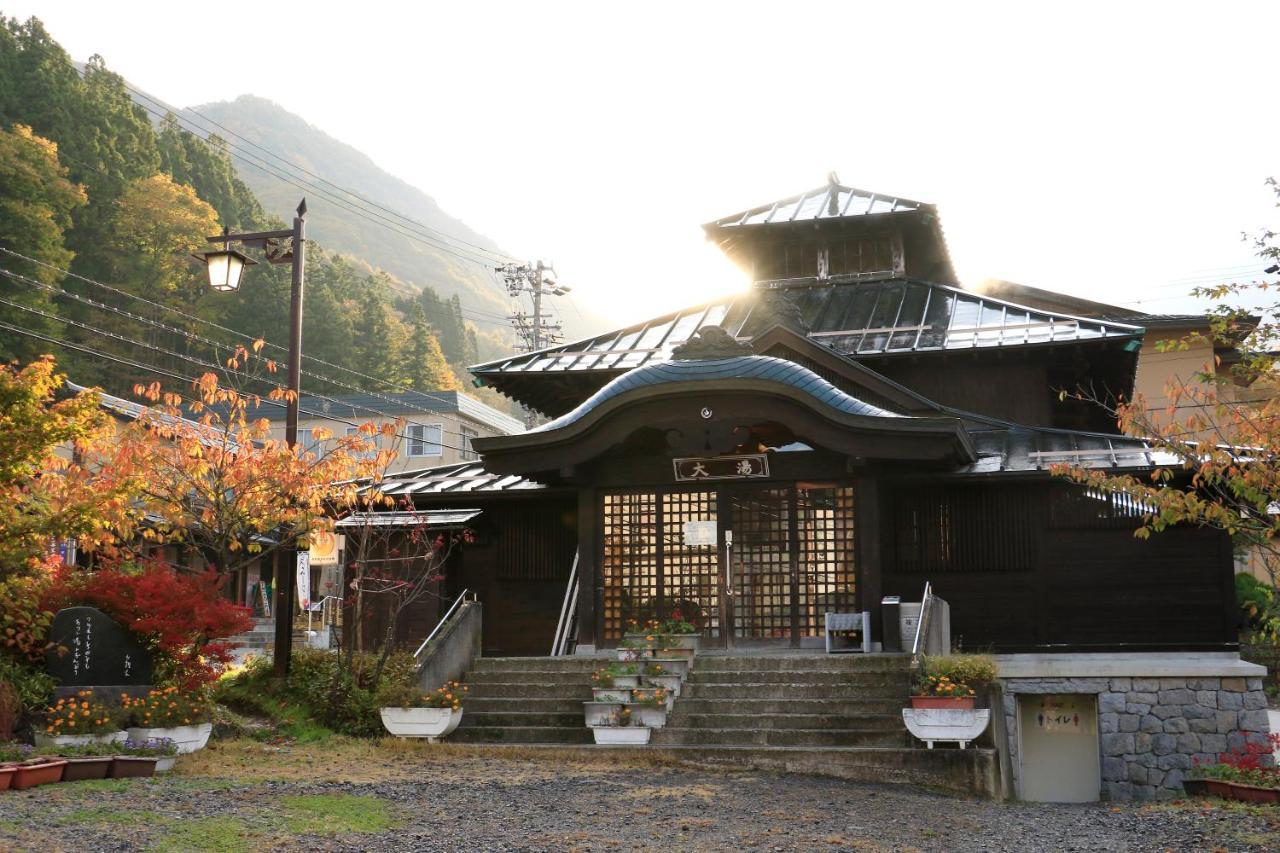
[195,199,307,678]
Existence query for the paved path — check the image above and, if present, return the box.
[2,751,1277,851]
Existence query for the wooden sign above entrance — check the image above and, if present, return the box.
[673,454,770,482]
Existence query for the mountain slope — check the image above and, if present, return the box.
[186,95,511,319]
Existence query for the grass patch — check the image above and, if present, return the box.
[60,778,137,795]
[56,805,163,827]
[152,816,258,853]
[279,793,398,835]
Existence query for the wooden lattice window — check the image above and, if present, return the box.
[889,484,1038,573]
[796,486,856,636]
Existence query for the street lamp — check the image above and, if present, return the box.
[194,199,307,678]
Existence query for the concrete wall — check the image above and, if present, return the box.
[417,600,482,690]
[996,654,1271,801]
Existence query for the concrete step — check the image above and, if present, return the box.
[686,669,909,686]
[449,725,594,745]
[676,697,905,715]
[681,682,907,701]
[665,712,903,731]
[471,656,602,672]
[650,727,907,748]
[463,683,593,700]
[467,669,601,684]
[465,697,590,714]
[692,655,911,672]
[462,711,586,728]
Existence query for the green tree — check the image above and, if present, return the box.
[401,303,460,391]
[0,123,86,360]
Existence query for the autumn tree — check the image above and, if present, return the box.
[1058,179,1280,598]
[402,302,461,391]
[0,123,86,361]
[0,357,134,579]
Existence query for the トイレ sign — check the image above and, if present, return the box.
[673,454,770,482]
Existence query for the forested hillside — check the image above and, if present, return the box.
[0,16,518,412]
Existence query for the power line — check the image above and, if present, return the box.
[0,246,510,413]
[0,314,475,455]
[0,263,507,436]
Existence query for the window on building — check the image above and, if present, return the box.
[297,427,325,456]
[460,426,479,461]
[407,423,443,457]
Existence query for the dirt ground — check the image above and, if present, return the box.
[0,739,1277,851]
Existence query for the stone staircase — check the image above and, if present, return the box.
[450,653,911,747]
[227,618,336,663]
[651,654,911,748]
[450,657,595,744]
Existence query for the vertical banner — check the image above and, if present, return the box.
[296,551,311,611]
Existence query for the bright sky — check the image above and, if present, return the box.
[11,1,1280,329]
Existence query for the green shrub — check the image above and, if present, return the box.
[919,654,998,691]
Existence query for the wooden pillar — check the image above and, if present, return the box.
[855,477,884,645]
[575,487,599,651]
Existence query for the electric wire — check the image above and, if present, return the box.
[0,246,515,417]
[0,264,517,438]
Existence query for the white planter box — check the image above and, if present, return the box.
[654,647,695,664]
[664,635,700,651]
[126,723,212,755]
[901,708,991,749]
[155,756,176,773]
[648,657,690,679]
[34,730,127,748]
[591,726,651,745]
[603,675,641,688]
[616,648,654,662]
[380,707,463,741]
[627,705,668,728]
[583,701,624,726]
[592,688,632,703]
[642,675,682,698]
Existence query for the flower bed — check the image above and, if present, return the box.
[1186,733,1280,802]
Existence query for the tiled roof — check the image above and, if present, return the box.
[532,355,899,435]
[707,181,925,229]
[472,277,1143,379]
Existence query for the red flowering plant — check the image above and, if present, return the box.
[1189,733,1280,789]
[42,558,253,690]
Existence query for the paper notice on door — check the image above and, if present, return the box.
[683,520,717,547]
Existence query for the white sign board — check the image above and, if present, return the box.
[296,551,312,610]
[683,520,717,547]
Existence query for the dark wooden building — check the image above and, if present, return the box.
[377,178,1235,657]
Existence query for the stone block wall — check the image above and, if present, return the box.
[1001,676,1271,801]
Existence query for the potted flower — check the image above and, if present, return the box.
[616,635,655,662]
[0,742,33,790]
[56,742,116,782]
[659,610,700,652]
[591,663,641,690]
[590,707,651,745]
[910,655,997,709]
[627,687,671,727]
[1185,736,1280,802]
[642,662,683,698]
[378,680,466,742]
[111,737,177,778]
[122,687,213,754]
[34,690,127,747]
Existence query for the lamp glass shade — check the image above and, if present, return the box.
[205,250,246,292]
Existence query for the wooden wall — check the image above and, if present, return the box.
[879,481,1237,651]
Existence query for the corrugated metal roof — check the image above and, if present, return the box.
[472,278,1143,379]
[708,181,925,229]
[336,509,482,527]
[531,355,900,435]
[248,390,525,435]
[376,462,546,497]
[958,427,1180,475]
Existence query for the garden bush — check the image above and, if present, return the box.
[918,654,998,691]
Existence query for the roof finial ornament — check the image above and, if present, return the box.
[671,326,754,360]
[826,172,841,215]
[827,171,840,186]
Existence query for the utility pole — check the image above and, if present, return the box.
[496,260,571,425]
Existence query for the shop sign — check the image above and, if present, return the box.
[673,454,769,482]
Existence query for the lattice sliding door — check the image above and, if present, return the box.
[658,490,721,639]
[796,486,857,637]
[601,492,658,642]
[729,487,794,641]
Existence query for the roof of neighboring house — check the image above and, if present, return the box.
[247,390,524,435]
[970,279,1211,328]
[471,276,1144,380]
[335,509,482,528]
[376,462,547,497]
[68,382,238,449]
[704,180,927,229]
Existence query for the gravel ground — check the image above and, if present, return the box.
[0,748,1277,851]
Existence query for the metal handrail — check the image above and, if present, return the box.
[911,581,933,658]
[414,589,473,658]
[551,550,580,656]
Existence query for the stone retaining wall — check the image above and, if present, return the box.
[1001,675,1271,801]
